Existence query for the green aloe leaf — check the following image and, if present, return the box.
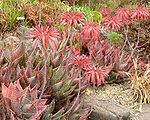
[59,79,72,93]
[68,113,80,120]
[51,108,64,120]
[42,99,55,120]
[52,80,64,92]
[52,66,63,83]
[62,85,77,98]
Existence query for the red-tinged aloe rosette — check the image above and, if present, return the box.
[59,11,85,30]
[46,17,58,25]
[81,22,101,39]
[139,59,146,68]
[99,8,113,16]
[123,20,133,25]
[83,65,112,86]
[26,25,61,50]
[2,81,47,119]
[66,46,80,56]
[69,54,91,69]
[130,6,149,20]
[102,16,123,32]
[115,7,130,20]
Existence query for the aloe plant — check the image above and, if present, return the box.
[86,38,133,82]
[0,37,90,119]
[2,80,47,119]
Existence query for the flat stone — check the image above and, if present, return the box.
[16,26,33,52]
[81,95,130,120]
[4,36,20,46]
[140,104,150,120]
[16,26,33,41]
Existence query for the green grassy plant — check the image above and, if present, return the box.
[0,0,23,32]
[106,32,123,46]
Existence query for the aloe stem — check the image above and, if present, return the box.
[54,0,58,28]
[89,0,91,22]
[73,1,75,12]
[38,60,47,100]
[127,20,141,63]
[39,1,41,26]
[62,26,73,52]
[137,39,150,48]
[38,49,50,102]
[109,29,113,61]
[60,33,73,80]
[136,20,140,47]
[121,25,132,51]
[54,0,57,19]
[28,42,38,62]
[59,26,73,80]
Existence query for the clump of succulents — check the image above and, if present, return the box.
[2,81,47,119]
[0,39,91,119]
[0,0,149,119]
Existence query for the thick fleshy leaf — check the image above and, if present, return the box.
[26,25,61,50]
[2,83,11,105]
[4,46,12,62]
[12,42,25,61]
[62,85,77,98]
[81,22,101,39]
[59,11,84,29]
[30,85,37,101]
[42,99,55,120]
[102,16,123,32]
[52,66,63,83]
[83,65,112,86]
[74,84,88,93]
[52,80,65,92]
[130,6,149,20]
[51,107,64,119]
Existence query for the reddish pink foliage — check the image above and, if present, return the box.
[130,6,149,20]
[139,59,146,68]
[102,16,123,32]
[83,65,112,86]
[59,11,85,30]
[69,54,91,69]
[81,22,101,39]
[2,81,47,119]
[123,20,133,25]
[46,17,58,25]
[66,46,80,56]
[2,81,23,104]
[26,25,61,50]
[99,8,113,16]
[115,7,130,20]
[39,0,44,2]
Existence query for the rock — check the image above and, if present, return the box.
[16,26,33,41]
[4,36,20,47]
[140,104,150,120]
[16,26,33,52]
[0,26,34,52]
[81,95,130,120]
